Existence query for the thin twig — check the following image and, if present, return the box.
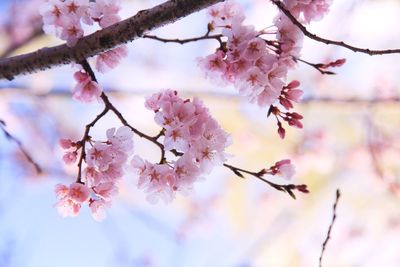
[79,60,167,168]
[0,120,42,174]
[143,33,223,46]
[319,189,341,267]
[75,106,109,183]
[271,0,400,56]
[223,163,309,199]
[294,57,336,75]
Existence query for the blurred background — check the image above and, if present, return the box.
[0,0,400,266]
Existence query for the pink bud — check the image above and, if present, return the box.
[59,138,74,149]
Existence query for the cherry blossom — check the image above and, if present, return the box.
[283,0,332,24]
[54,182,90,217]
[199,1,304,110]
[89,0,121,28]
[95,46,128,73]
[56,126,134,219]
[265,159,296,180]
[72,70,102,102]
[130,90,230,204]
[40,0,90,46]
[40,0,123,48]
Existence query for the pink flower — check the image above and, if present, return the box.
[244,38,267,61]
[69,182,90,202]
[84,166,102,186]
[40,0,64,26]
[61,0,90,21]
[106,126,134,152]
[56,198,81,217]
[63,151,77,164]
[55,184,69,198]
[208,1,245,27]
[54,182,88,217]
[59,138,74,149]
[279,80,303,109]
[276,159,296,180]
[57,125,134,219]
[133,90,230,204]
[95,45,128,73]
[89,0,121,28]
[86,142,112,171]
[72,71,102,103]
[89,199,110,221]
[40,0,90,47]
[197,50,227,81]
[93,182,118,200]
[284,0,332,24]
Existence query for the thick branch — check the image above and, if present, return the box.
[0,0,223,80]
[271,0,400,56]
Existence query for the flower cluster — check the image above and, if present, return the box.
[200,2,289,107]
[131,90,231,203]
[40,0,127,72]
[199,0,333,136]
[57,126,134,220]
[199,1,304,109]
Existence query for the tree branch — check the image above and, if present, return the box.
[0,119,42,174]
[0,0,223,81]
[271,0,400,56]
[223,163,309,199]
[142,33,223,46]
[319,189,341,267]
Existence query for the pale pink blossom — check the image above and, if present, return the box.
[134,90,230,204]
[93,182,118,200]
[40,0,90,46]
[63,151,77,164]
[54,182,89,217]
[72,71,102,103]
[89,198,110,221]
[55,184,69,199]
[89,0,121,28]
[60,0,90,21]
[56,198,81,217]
[95,46,128,73]
[106,126,134,152]
[275,159,296,180]
[284,0,332,24]
[86,142,113,171]
[208,1,245,27]
[69,182,90,202]
[59,138,74,149]
[56,126,133,220]
[84,166,102,186]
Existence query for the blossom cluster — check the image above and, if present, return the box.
[199,0,332,136]
[131,90,231,204]
[199,1,303,107]
[40,0,127,72]
[57,126,134,220]
[55,90,231,218]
